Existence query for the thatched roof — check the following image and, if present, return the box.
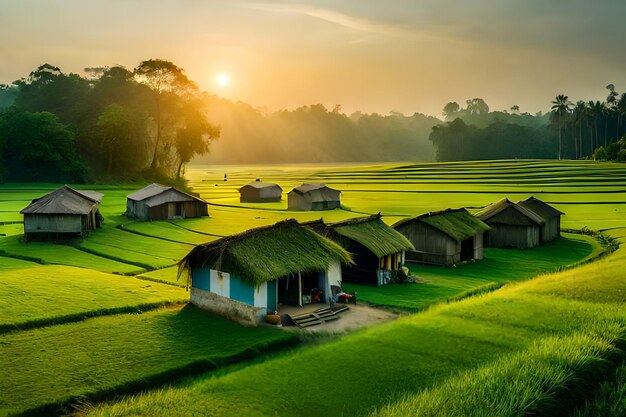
[179,219,353,287]
[328,214,415,258]
[127,183,206,206]
[239,181,283,191]
[289,183,341,201]
[518,197,564,221]
[20,186,102,215]
[393,208,491,242]
[474,198,544,225]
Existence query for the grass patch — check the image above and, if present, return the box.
[78,243,626,417]
[136,265,185,287]
[372,327,625,417]
[0,235,143,274]
[572,364,626,417]
[0,305,297,417]
[75,226,192,269]
[0,265,187,330]
[343,233,599,311]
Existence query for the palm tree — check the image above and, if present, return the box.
[572,101,586,159]
[551,94,572,160]
[606,84,619,141]
[617,93,626,139]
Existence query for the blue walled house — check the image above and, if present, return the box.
[179,220,353,326]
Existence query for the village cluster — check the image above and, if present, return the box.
[19,181,564,327]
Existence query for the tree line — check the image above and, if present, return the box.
[429,87,626,162]
[0,62,443,181]
[430,99,555,161]
[0,61,219,183]
[551,85,626,161]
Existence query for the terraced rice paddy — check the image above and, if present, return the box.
[0,159,625,416]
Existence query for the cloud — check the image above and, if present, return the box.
[245,2,416,37]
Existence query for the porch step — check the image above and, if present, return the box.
[289,306,347,328]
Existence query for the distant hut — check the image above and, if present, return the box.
[475,198,544,248]
[518,196,564,243]
[393,208,490,266]
[179,219,352,325]
[20,185,103,240]
[238,180,282,203]
[288,183,341,211]
[126,183,208,221]
[308,214,414,285]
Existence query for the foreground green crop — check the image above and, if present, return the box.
[79,237,626,417]
[0,305,297,416]
[0,265,188,331]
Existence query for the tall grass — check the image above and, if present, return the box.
[372,323,625,417]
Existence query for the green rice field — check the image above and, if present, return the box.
[0,305,296,416]
[0,159,625,416]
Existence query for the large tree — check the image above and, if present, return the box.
[465,98,489,115]
[174,102,220,179]
[0,107,84,182]
[96,104,149,176]
[551,94,572,160]
[134,59,197,169]
[442,102,460,120]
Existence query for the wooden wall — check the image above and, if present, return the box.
[396,221,459,266]
[24,214,83,234]
[540,218,560,242]
[484,224,540,248]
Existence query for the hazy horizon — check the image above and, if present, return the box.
[2,0,626,117]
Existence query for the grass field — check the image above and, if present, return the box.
[344,232,602,311]
[0,265,187,331]
[1,160,625,416]
[0,305,297,416]
[79,241,626,417]
[0,236,145,274]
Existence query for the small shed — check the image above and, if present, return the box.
[179,219,353,326]
[475,198,544,248]
[393,208,490,266]
[517,197,564,243]
[238,181,282,203]
[309,214,415,285]
[288,183,341,211]
[20,185,103,240]
[126,183,208,221]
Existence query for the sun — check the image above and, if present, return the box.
[216,73,231,87]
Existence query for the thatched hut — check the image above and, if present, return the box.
[475,198,544,248]
[126,183,208,221]
[393,209,490,266]
[308,214,414,285]
[517,197,564,243]
[20,185,103,240]
[238,181,282,203]
[179,219,352,325]
[288,183,341,211]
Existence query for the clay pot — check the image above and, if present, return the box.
[265,314,281,325]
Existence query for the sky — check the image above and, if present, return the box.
[1,0,625,117]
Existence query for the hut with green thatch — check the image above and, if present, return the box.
[288,183,341,211]
[308,214,415,285]
[475,198,544,248]
[179,219,352,325]
[393,209,490,266]
[517,197,564,243]
[20,185,104,241]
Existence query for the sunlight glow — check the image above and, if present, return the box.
[216,73,231,87]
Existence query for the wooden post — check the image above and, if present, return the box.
[298,272,302,306]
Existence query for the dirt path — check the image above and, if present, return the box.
[282,304,399,333]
